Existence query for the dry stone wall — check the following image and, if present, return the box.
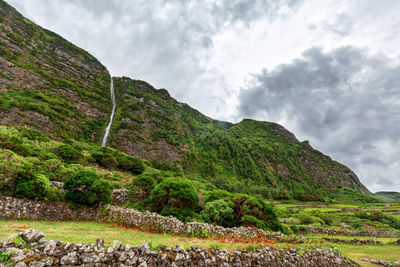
[0,196,101,221]
[0,229,354,267]
[300,226,400,238]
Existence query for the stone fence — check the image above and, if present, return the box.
[299,226,400,238]
[0,229,355,267]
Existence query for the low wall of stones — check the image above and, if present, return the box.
[300,226,400,238]
[323,238,383,245]
[0,229,354,267]
[106,206,289,241]
[0,196,101,222]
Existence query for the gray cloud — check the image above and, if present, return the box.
[239,46,400,191]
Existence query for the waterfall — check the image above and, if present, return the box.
[101,78,116,147]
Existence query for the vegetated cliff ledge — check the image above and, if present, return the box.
[0,229,354,267]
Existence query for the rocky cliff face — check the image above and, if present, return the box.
[0,0,369,197]
[0,0,111,141]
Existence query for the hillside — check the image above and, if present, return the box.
[375,191,400,202]
[0,0,369,199]
[0,0,111,141]
[108,77,369,198]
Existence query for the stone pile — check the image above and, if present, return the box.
[0,229,354,267]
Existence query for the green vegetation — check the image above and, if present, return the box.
[148,178,199,221]
[0,125,143,201]
[328,187,382,204]
[0,0,111,141]
[64,169,112,206]
[374,191,400,202]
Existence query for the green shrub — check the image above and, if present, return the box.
[58,144,82,164]
[64,169,112,206]
[316,212,334,226]
[148,178,199,222]
[20,127,50,142]
[238,196,282,231]
[129,174,157,201]
[117,155,145,174]
[203,190,232,202]
[13,162,50,200]
[241,215,267,229]
[200,199,234,227]
[298,212,315,225]
[91,147,144,174]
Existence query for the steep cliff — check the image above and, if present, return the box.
[0,0,111,141]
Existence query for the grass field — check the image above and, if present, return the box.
[0,220,270,251]
[334,243,400,262]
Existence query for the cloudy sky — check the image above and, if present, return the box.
[7,0,400,192]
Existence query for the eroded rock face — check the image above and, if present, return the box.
[0,229,355,267]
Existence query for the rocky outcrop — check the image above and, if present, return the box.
[0,229,355,267]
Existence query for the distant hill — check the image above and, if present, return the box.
[0,0,370,199]
[375,191,400,202]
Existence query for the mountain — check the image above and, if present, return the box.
[0,0,370,199]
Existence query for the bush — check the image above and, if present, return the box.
[117,155,145,174]
[316,212,334,226]
[203,190,232,202]
[64,169,112,206]
[238,196,282,231]
[91,147,144,174]
[13,162,50,200]
[298,212,315,225]
[20,127,49,142]
[129,174,157,201]
[148,178,199,221]
[58,144,82,164]
[200,199,234,227]
[202,190,282,231]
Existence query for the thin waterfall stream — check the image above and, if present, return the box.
[101,78,116,147]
